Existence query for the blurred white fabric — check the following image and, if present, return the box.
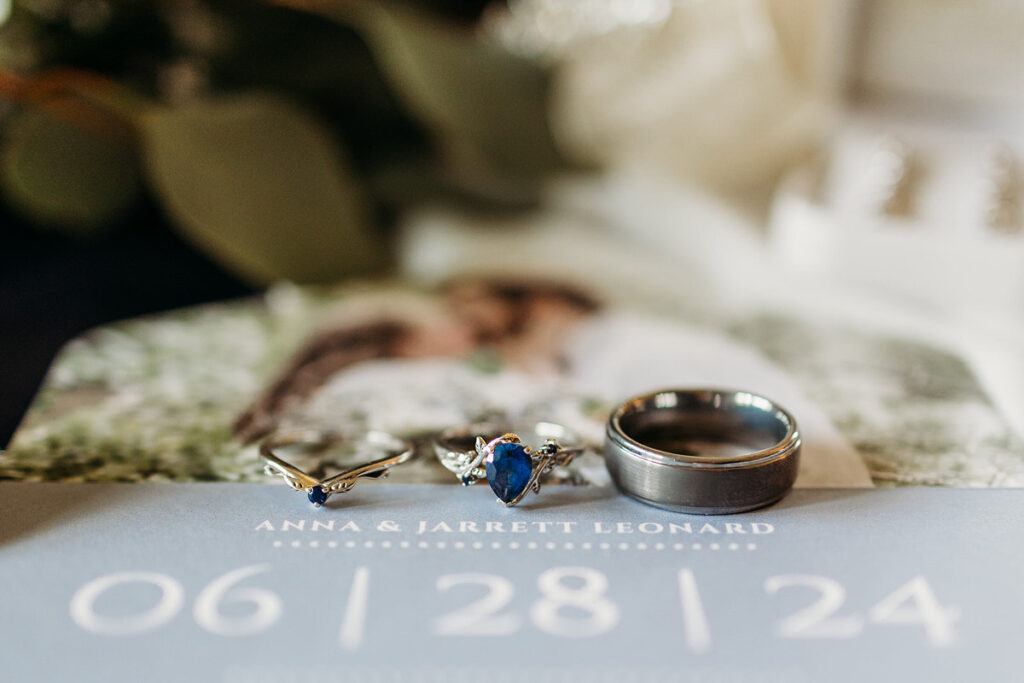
[545,0,831,196]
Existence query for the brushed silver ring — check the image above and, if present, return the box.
[605,389,800,514]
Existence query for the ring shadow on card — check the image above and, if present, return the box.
[768,487,877,515]
[315,482,445,511]
[0,482,151,549]
[513,484,617,511]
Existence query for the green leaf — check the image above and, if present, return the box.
[140,94,383,285]
[0,106,140,235]
[360,3,563,177]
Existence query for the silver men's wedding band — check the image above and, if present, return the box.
[605,389,801,514]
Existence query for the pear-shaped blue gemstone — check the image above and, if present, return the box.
[485,442,533,504]
[307,485,328,506]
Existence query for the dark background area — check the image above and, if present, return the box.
[0,203,255,447]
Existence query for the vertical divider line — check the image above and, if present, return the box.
[677,568,712,653]
[339,566,371,651]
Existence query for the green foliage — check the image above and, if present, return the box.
[0,105,141,234]
[0,0,567,284]
[140,93,383,284]
[362,3,562,178]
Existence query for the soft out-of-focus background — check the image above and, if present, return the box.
[2,0,1023,454]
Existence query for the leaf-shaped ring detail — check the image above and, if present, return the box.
[434,421,584,506]
[260,429,413,507]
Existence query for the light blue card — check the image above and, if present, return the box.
[2,483,1020,682]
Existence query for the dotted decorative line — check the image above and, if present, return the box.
[272,540,758,551]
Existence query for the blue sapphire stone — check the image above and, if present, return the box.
[307,485,328,506]
[485,442,533,504]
